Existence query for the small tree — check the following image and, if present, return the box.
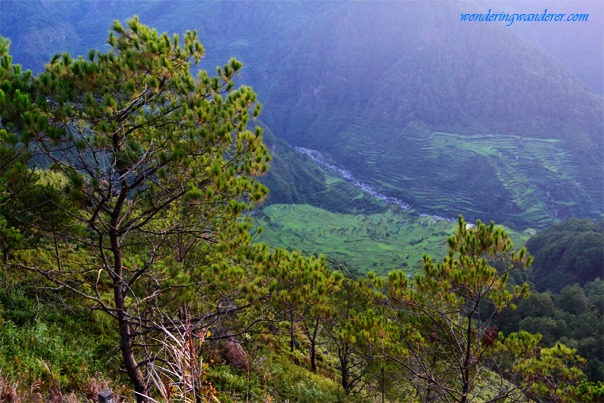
[263,248,343,372]
[0,36,42,261]
[502,332,590,402]
[11,18,270,401]
[499,330,604,402]
[322,277,382,395]
[382,216,532,402]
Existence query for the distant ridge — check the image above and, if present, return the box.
[1,0,602,228]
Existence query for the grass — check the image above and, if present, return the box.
[255,204,531,277]
[206,327,346,403]
[0,276,126,400]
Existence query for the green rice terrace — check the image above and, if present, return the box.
[255,204,451,276]
[254,204,532,277]
[327,124,593,228]
[255,130,555,275]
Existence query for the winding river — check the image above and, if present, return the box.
[295,147,453,222]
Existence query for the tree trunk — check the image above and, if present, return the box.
[117,307,148,402]
[309,318,319,373]
[111,230,148,402]
[461,307,477,403]
[290,311,295,352]
[339,346,349,393]
[381,364,385,403]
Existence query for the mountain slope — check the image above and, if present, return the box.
[256,1,603,227]
[1,0,602,228]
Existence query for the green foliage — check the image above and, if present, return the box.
[257,350,344,403]
[376,216,533,402]
[496,220,604,383]
[525,218,603,292]
[502,335,588,402]
[320,277,385,396]
[0,321,95,388]
[1,18,271,401]
[1,10,601,401]
[0,35,39,261]
[498,278,604,382]
[569,380,604,402]
[204,328,346,403]
[557,284,590,315]
[0,215,22,260]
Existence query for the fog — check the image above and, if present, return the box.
[474,0,603,94]
[0,0,602,227]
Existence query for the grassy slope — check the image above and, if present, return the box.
[255,203,531,277]
[351,128,585,228]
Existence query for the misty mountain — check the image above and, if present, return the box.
[254,1,603,227]
[1,0,602,228]
[476,0,604,95]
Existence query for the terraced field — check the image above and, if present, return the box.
[255,133,544,276]
[255,204,454,276]
[254,204,532,277]
[428,132,576,225]
[329,123,591,228]
[256,123,590,275]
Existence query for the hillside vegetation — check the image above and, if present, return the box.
[526,218,604,292]
[0,4,602,402]
[258,1,602,227]
[1,1,602,228]
[1,19,603,401]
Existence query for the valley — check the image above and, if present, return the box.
[256,143,533,275]
[0,1,602,400]
[291,127,581,228]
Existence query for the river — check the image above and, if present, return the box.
[294,147,453,222]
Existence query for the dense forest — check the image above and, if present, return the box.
[2,1,603,229]
[0,19,602,402]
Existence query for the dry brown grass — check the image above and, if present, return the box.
[0,371,118,403]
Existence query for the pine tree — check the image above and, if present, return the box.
[8,18,270,401]
[381,216,532,402]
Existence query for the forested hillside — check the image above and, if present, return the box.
[257,1,602,227]
[495,219,603,383]
[1,1,603,401]
[526,219,603,292]
[1,0,602,228]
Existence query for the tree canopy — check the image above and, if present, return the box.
[0,17,601,403]
[525,218,603,292]
[2,18,270,401]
